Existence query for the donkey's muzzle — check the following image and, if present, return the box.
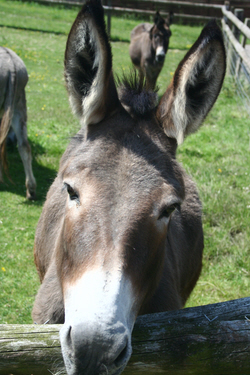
[156,52,165,63]
[60,322,132,375]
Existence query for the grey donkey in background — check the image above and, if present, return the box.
[0,47,36,199]
[129,11,173,90]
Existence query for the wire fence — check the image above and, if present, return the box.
[223,31,250,114]
[222,6,250,116]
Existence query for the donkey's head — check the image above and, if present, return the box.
[150,11,173,63]
[59,1,225,374]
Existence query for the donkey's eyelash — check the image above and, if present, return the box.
[63,182,80,202]
[158,203,180,220]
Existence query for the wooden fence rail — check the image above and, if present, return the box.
[20,0,250,25]
[221,3,250,114]
[1,297,250,375]
[222,4,250,72]
[222,5,250,39]
[222,18,250,74]
[102,0,223,24]
[23,0,224,25]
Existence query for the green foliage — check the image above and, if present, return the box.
[0,0,249,323]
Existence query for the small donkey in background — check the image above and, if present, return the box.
[33,0,225,374]
[129,11,173,90]
[0,47,36,199]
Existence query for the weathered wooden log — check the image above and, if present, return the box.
[0,297,250,375]
[127,296,250,375]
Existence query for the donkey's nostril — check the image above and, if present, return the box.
[113,338,130,368]
[156,54,165,63]
[60,323,132,374]
[66,325,72,346]
[61,324,74,354]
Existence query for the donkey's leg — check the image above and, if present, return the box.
[0,124,2,183]
[0,165,3,183]
[146,76,157,90]
[145,66,159,90]
[0,117,3,182]
[12,94,36,199]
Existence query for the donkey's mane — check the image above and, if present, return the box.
[117,70,158,117]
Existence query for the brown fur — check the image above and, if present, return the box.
[32,1,225,373]
[129,12,173,90]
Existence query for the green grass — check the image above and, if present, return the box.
[0,0,249,323]
[0,0,78,34]
[181,81,250,307]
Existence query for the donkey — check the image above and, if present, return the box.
[32,1,225,374]
[129,11,173,90]
[0,47,36,200]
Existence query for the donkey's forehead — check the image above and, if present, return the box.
[62,126,184,197]
[161,25,171,36]
[154,22,170,33]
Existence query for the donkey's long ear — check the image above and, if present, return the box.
[154,11,165,28]
[157,20,226,144]
[64,0,119,127]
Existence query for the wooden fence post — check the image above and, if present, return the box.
[235,17,250,79]
[223,1,231,61]
[223,0,230,23]
[107,0,111,36]
[230,8,244,75]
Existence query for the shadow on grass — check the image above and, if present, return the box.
[180,148,204,158]
[111,36,130,43]
[0,23,67,35]
[0,24,132,43]
[0,139,57,205]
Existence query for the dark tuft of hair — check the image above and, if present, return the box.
[117,70,158,117]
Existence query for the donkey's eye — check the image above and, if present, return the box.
[64,183,79,201]
[158,203,180,220]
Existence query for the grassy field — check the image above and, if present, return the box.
[0,0,249,324]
